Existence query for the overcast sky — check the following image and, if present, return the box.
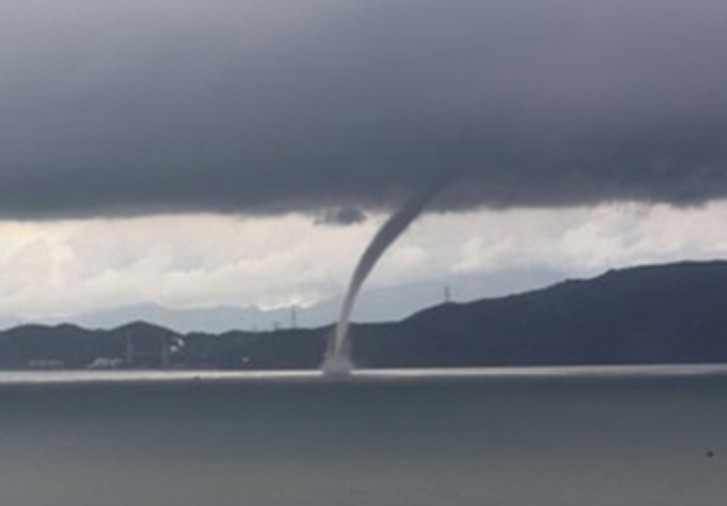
[4,202,727,321]
[2,0,727,321]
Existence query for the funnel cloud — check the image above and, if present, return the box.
[326,176,451,372]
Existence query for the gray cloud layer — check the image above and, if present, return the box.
[2,0,727,218]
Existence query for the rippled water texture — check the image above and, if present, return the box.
[1,367,726,505]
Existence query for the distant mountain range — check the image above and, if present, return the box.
[2,268,562,333]
[2,261,727,369]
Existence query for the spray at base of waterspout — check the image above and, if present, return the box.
[321,355,354,379]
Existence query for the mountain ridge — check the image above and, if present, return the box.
[2,260,727,369]
[0,268,563,333]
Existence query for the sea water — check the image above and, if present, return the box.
[1,365,726,506]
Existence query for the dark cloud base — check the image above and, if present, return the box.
[2,0,727,219]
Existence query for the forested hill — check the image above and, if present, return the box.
[3,261,727,369]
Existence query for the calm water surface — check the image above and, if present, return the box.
[1,366,726,505]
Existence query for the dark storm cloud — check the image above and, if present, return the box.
[1,0,727,218]
[315,207,367,227]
